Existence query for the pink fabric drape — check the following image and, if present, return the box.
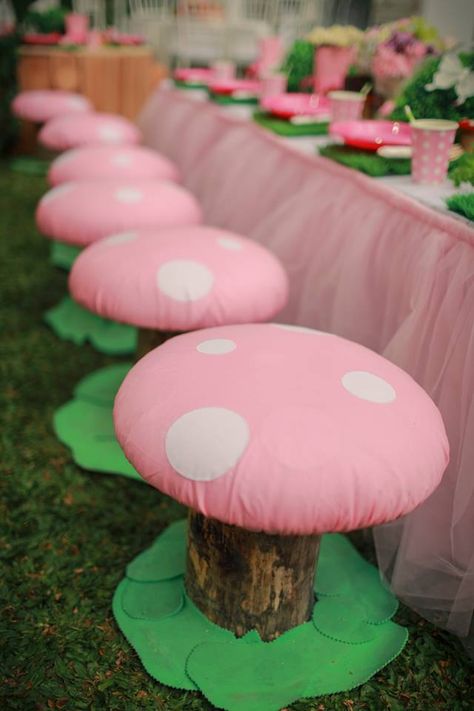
[138,87,474,645]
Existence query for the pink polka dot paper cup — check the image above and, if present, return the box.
[411,119,458,185]
[259,73,288,104]
[328,91,365,124]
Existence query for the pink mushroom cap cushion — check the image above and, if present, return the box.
[35,180,202,246]
[48,146,180,186]
[69,227,289,330]
[114,323,449,536]
[11,90,92,123]
[38,112,141,151]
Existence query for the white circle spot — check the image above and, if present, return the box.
[157,260,214,302]
[217,236,243,251]
[103,231,137,246]
[113,153,133,167]
[41,183,75,204]
[99,125,124,142]
[197,339,236,354]
[165,407,249,481]
[54,149,79,167]
[273,324,329,335]
[115,187,143,204]
[68,97,87,109]
[342,371,396,404]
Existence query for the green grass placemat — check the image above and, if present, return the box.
[319,145,411,177]
[208,91,259,106]
[253,110,329,137]
[173,79,207,90]
[446,192,474,221]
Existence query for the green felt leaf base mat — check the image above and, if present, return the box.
[253,110,329,137]
[54,363,142,481]
[50,241,82,271]
[44,296,137,355]
[113,520,408,711]
[319,145,411,177]
[9,156,50,176]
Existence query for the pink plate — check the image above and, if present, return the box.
[261,93,330,120]
[173,68,214,85]
[329,120,412,151]
[208,79,261,97]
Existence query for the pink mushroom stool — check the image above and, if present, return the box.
[36,180,202,248]
[11,90,92,123]
[111,323,449,707]
[48,145,180,186]
[69,226,289,355]
[38,112,141,152]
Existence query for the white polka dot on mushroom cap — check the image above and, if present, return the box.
[68,97,87,108]
[217,236,243,251]
[54,149,80,167]
[112,153,133,167]
[342,371,396,403]
[157,260,214,302]
[114,187,143,204]
[42,183,75,204]
[103,231,138,246]
[197,339,236,354]
[99,125,124,142]
[273,324,329,335]
[165,407,250,481]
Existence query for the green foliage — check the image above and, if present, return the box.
[391,53,474,122]
[449,152,474,187]
[1,165,473,709]
[0,32,20,155]
[280,39,314,92]
[446,192,474,221]
[24,7,68,34]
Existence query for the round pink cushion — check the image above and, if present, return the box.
[36,180,202,246]
[69,227,288,330]
[11,90,92,123]
[38,112,141,151]
[114,323,449,535]
[48,145,180,186]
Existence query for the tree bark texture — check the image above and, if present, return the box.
[185,510,320,641]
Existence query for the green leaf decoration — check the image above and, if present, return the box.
[113,522,408,710]
[50,241,82,271]
[253,110,329,137]
[54,363,142,481]
[127,519,187,582]
[315,534,398,623]
[121,578,184,620]
[44,296,137,355]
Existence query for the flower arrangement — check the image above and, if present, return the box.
[306,24,363,48]
[367,17,444,98]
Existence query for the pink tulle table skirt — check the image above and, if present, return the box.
[138,86,474,648]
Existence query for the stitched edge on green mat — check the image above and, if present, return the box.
[44,295,137,355]
[113,520,408,711]
[319,145,411,177]
[446,192,474,221]
[253,110,329,137]
[50,241,82,271]
[208,91,259,105]
[53,363,142,481]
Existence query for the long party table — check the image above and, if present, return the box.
[138,85,474,648]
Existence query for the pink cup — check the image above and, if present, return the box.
[65,13,89,43]
[328,90,365,123]
[259,73,288,103]
[211,60,236,80]
[411,119,458,184]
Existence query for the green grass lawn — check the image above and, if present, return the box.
[1,163,473,710]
